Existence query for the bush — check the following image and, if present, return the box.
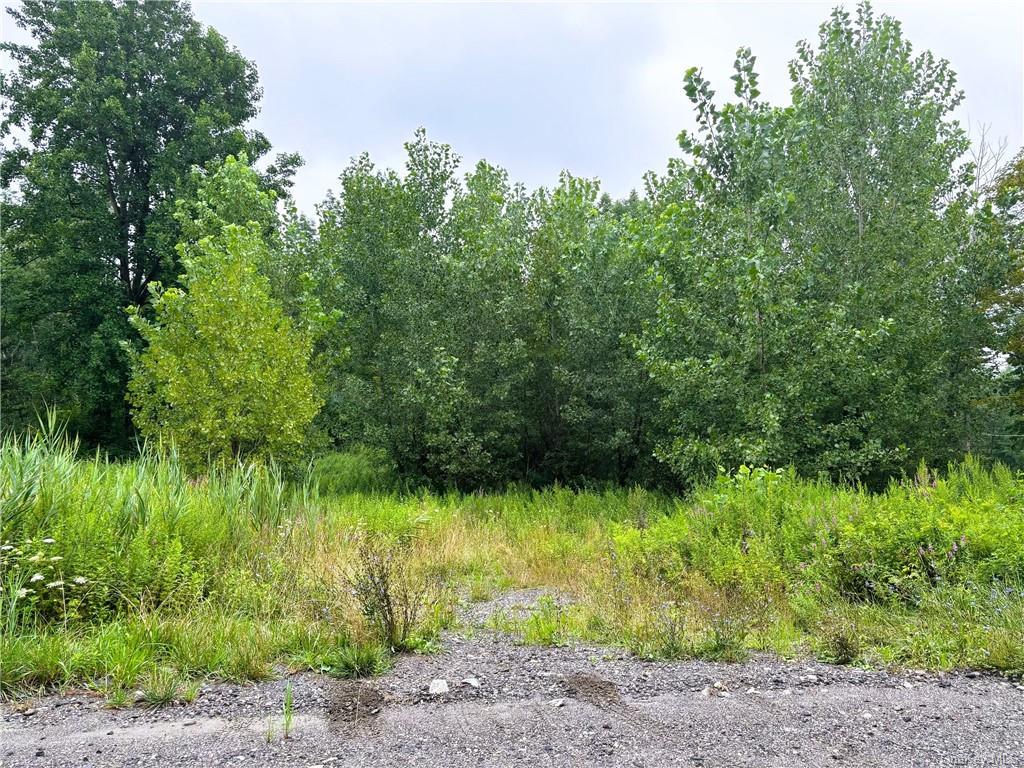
[348,533,444,651]
[311,448,399,496]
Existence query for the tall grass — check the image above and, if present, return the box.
[2,430,1022,701]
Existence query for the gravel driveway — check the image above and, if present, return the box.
[3,590,1023,767]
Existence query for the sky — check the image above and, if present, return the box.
[4,2,1023,212]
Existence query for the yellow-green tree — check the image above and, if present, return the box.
[127,223,321,471]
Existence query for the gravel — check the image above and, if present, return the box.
[2,590,1022,767]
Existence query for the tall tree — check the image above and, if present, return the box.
[1,0,268,446]
[640,3,1009,485]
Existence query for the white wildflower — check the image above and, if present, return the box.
[41,538,56,545]
[45,580,64,589]
[49,555,63,562]
[16,588,30,599]
[0,545,14,551]
[73,576,88,585]
[28,552,43,563]
[29,573,44,583]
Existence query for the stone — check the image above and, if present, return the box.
[428,679,449,695]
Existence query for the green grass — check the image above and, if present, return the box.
[2,429,1023,703]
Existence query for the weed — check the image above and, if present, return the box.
[140,667,182,709]
[2,430,1023,700]
[282,681,294,738]
[815,618,862,665]
[522,597,567,646]
[348,533,441,651]
[104,688,132,708]
[327,643,389,679]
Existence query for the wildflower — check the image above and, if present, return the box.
[73,576,88,585]
[29,573,44,583]
[16,588,30,599]
[49,555,63,562]
[45,580,64,589]
[41,538,55,545]
[0,545,14,552]
[28,552,43,563]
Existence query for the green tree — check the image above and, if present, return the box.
[317,132,662,489]
[525,175,660,484]
[127,222,321,471]
[1,0,268,446]
[640,3,1009,485]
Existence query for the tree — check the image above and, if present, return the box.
[127,222,321,472]
[1,0,268,446]
[639,3,1009,486]
[524,175,660,484]
[317,131,663,489]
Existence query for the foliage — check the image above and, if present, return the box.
[311,448,401,496]
[1,0,271,448]
[127,222,321,471]
[638,4,1015,487]
[3,0,1020,487]
[317,133,659,489]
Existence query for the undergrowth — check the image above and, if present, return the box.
[2,427,1023,702]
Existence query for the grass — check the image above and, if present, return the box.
[2,427,1023,704]
[282,682,294,739]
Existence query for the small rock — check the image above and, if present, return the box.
[428,679,449,696]
[780,688,793,696]
[182,720,197,727]
[713,680,727,691]
[548,698,565,708]
[745,687,758,695]
[462,677,481,689]
[700,687,713,697]
[861,711,873,719]
[902,681,914,689]
[966,671,981,678]
[36,748,45,757]
[799,674,819,683]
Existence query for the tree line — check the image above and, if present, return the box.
[3,0,1022,489]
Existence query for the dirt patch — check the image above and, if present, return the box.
[561,671,623,709]
[324,680,387,725]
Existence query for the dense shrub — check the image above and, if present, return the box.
[312,447,400,496]
[612,461,1024,606]
[0,426,294,625]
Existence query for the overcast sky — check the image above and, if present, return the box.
[4,2,1023,211]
